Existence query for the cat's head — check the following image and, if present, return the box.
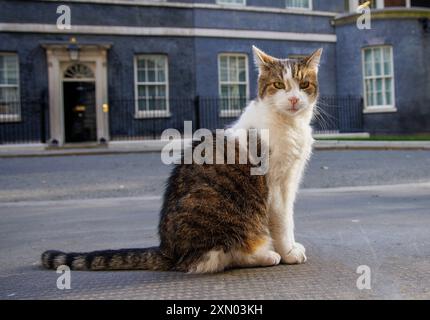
[252,46,322,117]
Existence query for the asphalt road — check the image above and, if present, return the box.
[0,150,429,299]
[0,183,429,299]
[0,150,429,202]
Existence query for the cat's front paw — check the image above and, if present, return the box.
[281,242,307,265]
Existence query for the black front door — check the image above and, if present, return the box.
[63,82,97,143]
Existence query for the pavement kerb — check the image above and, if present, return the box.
[0,139,429,158]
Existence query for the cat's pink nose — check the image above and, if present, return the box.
[289,96,299,106]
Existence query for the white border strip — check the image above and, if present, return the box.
[39,0,337,17]
[0,23,337,43]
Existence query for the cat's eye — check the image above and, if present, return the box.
[273,82,285,89]
[300,81,310,90]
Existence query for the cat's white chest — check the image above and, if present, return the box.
[268,125,313,183]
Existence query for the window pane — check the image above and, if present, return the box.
[157,69,165,82]
[0,55,19,85]
[286,0,310,9]
[383,48,392,75]
[220,85,229,98]
[238,70,246,82]
[374,48,382,76]
[145,97,167,112]
[231,97,240,110]
[148,98,156,111]
[220,97,228,110]
[365,80,374,106]
[0,102,20,116]
[147,59,155,69]
[220,56,228,69]
[0,87,19,102]
[0,87,20,117]
[158,99,167,110]
[383,61,391,76]
[137,85,146,98]
[376,79,383,105]
[229,57,238,82]
[157,85,166,97]
[364,61,372,77]
[138,99,147,111]
[220,66,228,82]
[385,78,392,105]
[157,98,167,111]
[155,58,164,70]
[137,59,146,69]
[239,84,247,97]
[238,57,246,71]
[376,92,383,106]
[147,85,156,97]
[376,78,382,91]
[220,56,228,82]
[137,70,146,82]
[0,68,5,85]
[364,50,372,76]
[238,57,246,82]
[147,69,156,82]
[230,84,239,97]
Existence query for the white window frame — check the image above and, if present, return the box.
[134,54,170,119]
[0,52,21,122]
[361,46,397,113]
[218,53,249,118]
[349,0,411,12]
[216,0,246,6]
[285,0,312,10]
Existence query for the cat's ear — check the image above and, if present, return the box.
[252,45,276,69]
[305,48,323,72]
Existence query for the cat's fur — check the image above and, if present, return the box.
[41,46,322,273]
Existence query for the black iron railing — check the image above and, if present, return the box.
[313,95,364,134]
[0,100,47,144]
[109,96,364,140]
[0,96,364,144]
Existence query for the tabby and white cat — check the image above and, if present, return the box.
[42,46,322,273]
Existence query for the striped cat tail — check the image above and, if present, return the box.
[41,247,172,271]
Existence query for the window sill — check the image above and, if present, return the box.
[220,109,243,118]
[217,4,246,7]
[0,114,21,123]
[216,1,245,7]
[134,111,171,119]
[286,7,312,11]
[363,106,397,114]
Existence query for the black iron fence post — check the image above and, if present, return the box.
[40,99,47,143]
[194,95,201,131]
[359,97,365,131]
